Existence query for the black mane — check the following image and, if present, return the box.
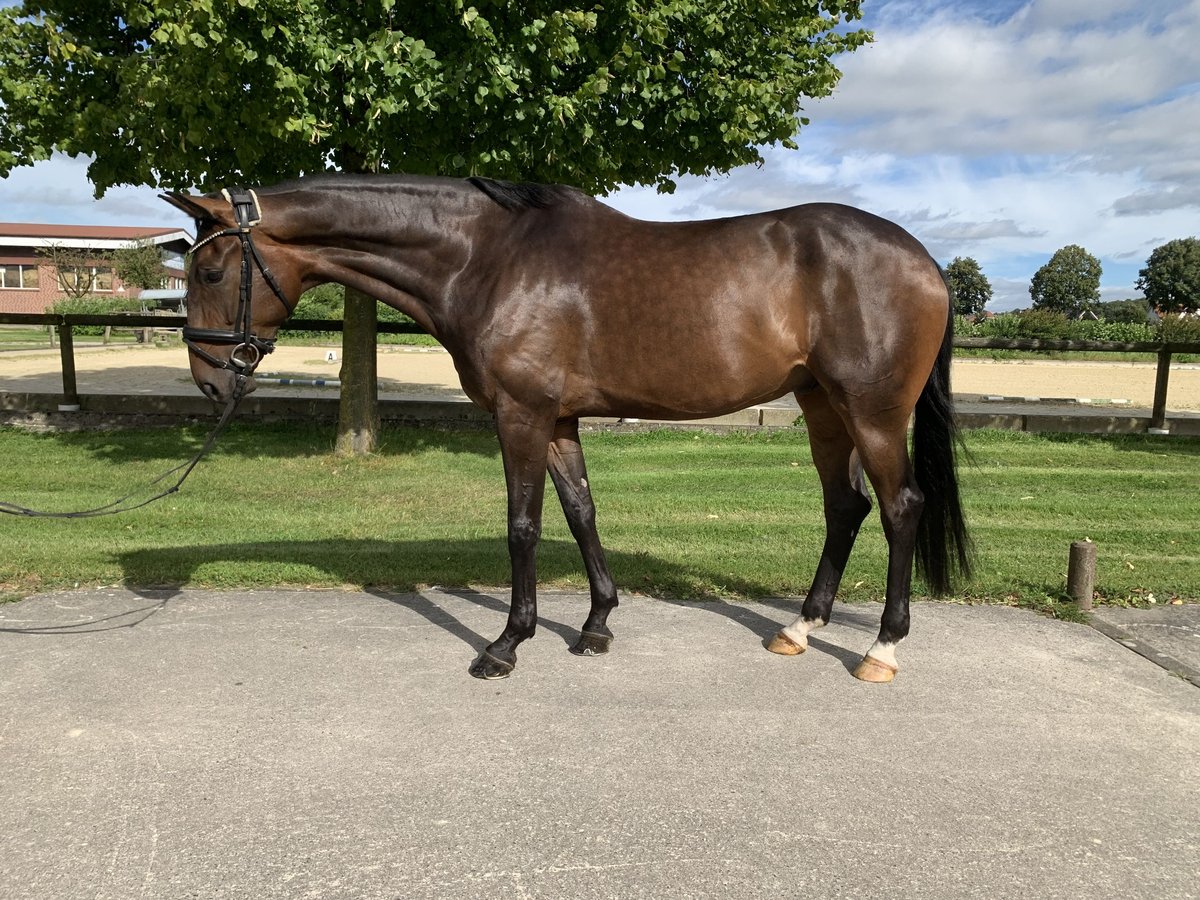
[467,177,575,211]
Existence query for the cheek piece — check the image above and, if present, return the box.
[181,188,294,379]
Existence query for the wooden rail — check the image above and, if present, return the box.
[2,313,1198,430]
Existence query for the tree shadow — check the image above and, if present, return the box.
[0,361,197,396]
[0,416,502,464]
[100,537,878,670]
[1032,431,1200,456]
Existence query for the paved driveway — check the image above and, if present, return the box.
[1,589,1196,899]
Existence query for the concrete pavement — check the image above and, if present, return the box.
[1,588,1196,899]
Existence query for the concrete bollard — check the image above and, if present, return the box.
[1067,540,1096,611]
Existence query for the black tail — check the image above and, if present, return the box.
[913,295,973,595]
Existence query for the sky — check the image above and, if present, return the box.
[1,0,1197,310]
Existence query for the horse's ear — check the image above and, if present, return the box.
[160,191,213,220]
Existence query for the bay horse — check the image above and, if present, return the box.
[162,175,971,682]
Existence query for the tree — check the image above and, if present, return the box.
[112,240,168,291]
[36,243,110,298]
[1,1,869,453]
[1096,298,1151,324]
[1136,237,1200,313]
[944,256,992,316]
[1029,245,1102,317]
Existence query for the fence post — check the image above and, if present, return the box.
[1149,345,1171,432]
[1067,540,1096,611]
[56,320,80,409]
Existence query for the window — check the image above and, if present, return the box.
[58,268,81,291]
[58,266,113,292]
[0,264,39,289]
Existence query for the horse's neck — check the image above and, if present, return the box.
[283,182,486,338]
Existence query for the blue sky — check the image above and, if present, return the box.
[2,0,1197,310]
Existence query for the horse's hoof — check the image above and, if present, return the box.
[852,655,897,683]
[569,631,613,656]
[469,651,515,680]
[765,631,805,656]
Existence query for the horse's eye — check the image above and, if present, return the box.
[200,268,224,285]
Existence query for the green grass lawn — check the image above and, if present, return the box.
[1,424,1197,616]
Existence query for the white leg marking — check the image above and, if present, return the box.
[780,617,825,651]
[865,639,898,669]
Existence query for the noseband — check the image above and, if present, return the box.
[181,188,294,378]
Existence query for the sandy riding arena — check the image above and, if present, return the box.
[0,343,1199,411]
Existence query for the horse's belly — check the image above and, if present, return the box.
[568,351,810,420]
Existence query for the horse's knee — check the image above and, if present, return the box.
[508,515,541,555]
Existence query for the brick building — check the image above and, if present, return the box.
[0,223,192,314]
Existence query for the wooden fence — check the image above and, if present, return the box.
[2,313,1199,430]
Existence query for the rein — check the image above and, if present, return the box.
[0,380,246,518]
[0,188,287,519]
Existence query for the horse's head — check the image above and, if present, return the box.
[161,189,301,403]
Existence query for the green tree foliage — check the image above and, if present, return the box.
[1096,298,1151,324]
[0,1,869,195]
[291,284,346,320]
[111,240,168,291]
[944,256,992,316]
[1029,245,1102,317]
[1136,237,1200,313]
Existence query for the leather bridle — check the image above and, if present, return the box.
[181,188,294,378]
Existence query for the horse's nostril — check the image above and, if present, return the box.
[200,381,222,402]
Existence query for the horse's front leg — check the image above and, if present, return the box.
[547,418,618,656]
[468,405,555,680]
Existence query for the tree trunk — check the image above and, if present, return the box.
[335,285,380,456]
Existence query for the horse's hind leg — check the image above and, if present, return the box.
[843,415,926,683]
[547,418,619,656]
[768,390,872,656]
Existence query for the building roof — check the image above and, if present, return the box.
[0,222,193,254]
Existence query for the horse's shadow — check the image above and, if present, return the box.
[6,538,872,672]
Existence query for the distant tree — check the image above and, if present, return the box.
[945,256,992,316]
[1029,245,1102,317]
[1136,237,1200,313]
[37,243,110,298]
[1096,298,1152,324]
[111,240,168,291]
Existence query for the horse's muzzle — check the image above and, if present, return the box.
[197,368,256,404]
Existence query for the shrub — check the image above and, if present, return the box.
[291,283,343,320]
[1158,313,1200,344]
[974,308,1075,340]
[1076,320,1155,342]
[50,295,143,335]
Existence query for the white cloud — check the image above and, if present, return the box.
[0,155,182,226]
